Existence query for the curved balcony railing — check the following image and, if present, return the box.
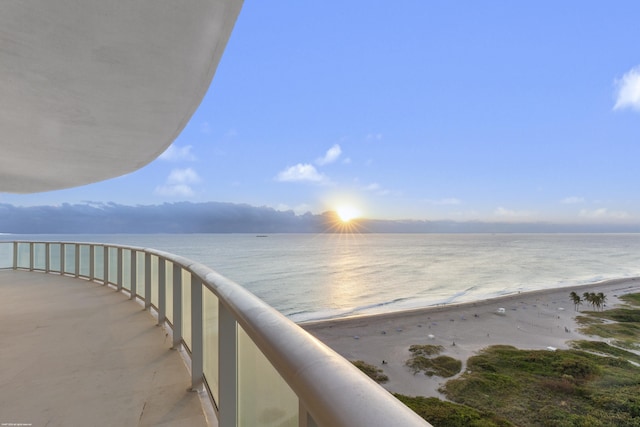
[0,241,430,427]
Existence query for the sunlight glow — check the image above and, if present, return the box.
[336,205,361,223]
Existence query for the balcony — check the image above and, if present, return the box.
[0,241,429,426]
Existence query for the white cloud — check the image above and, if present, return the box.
[362,182,391,196]
[614,66,640,112]
[154,168,201,197]
[494,207,533,218]
[167,168,201,184]
[561,196,585,204]
[366,133,383,141]
[159,144,196,162]
[428,198,461,206]
[275,163,326,183]
[316,144,342,165]
[579,208,630,220]
[154,184,195,197]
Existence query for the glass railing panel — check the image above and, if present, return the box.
[237,326,298,427]
[151,255,159,307]
[181,269,192,350]
[49,244,61,273]
[203,288,219,403]
[16,242,30,269]
[93,246,104,280]
[33,243,46,270]
[108,247,118,284]
[165,261,174,324]
[0,242,12,269]
[122,249,131,291]
[136,252,145,299]
[64,244,76,274]
[78,245,90,277]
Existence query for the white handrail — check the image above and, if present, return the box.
[3,241,431,427]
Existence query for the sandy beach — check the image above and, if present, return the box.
[302,278,640,398]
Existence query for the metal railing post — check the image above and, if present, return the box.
[60,243,65,274]
[117,247,123,291]
[29,242,34,271]
[219,302,237,427]
[45,243,50,273]
[299,403,319,427]
[145,253,152,309]
[130,250,137,299]
[12,242,17,270]
[89,245,95,281]
[157,258,166,326]
[171,264,182,349]
[75,243,80,277]
[103,245,109,285]
[190,274,203,390]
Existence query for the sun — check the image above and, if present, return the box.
[336,205,361,223]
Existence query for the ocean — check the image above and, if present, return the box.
[3,233,640,322]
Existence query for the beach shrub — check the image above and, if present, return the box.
[571,340,640,364]
[442,345,640,426]
[578,316,640,339]
[351,360,388,383]
[620,292,640,307]
[393,394,513,427]
[407,355,462,377]
[408,344,444,356]
[589,307,640,323]
[406,344,461,377]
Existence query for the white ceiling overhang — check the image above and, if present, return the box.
[0,0,243,193]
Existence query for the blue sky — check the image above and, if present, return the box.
[3,2,640,223]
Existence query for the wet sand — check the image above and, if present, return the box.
[302,278,640,398]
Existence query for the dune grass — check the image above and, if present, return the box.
[406,344,462,377]
[576,294,640,349]
[442,345,640,426]
[571,340,640,364]
[394,394,513,427]
[620,292,640,306]
[351,360,389,383]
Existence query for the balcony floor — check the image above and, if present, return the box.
[0,270,209,427]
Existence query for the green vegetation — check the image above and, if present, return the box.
[351,360,388,383]
[621,292,640,307]
[570,291,608,311]
[392,293,640,425]
[571,340,640,364]
[408,344,445,356]
[441,345,640,426]
[576,296,640,349]
[394,394,513,427]
[569,291,583,311]
[406,344,462,377]
[588,307,640,323]
[407,355,463,378]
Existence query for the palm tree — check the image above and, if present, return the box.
[597,292,607,311]
[569,291,582,312]
[583,292,598,311]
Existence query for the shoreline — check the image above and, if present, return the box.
[302,277,640,399]
[301,277,640,327]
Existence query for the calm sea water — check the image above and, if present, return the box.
[3,233,640,322]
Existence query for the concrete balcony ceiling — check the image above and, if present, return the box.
[0,0,243,193]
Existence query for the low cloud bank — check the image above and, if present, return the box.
[1,202,639,234]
